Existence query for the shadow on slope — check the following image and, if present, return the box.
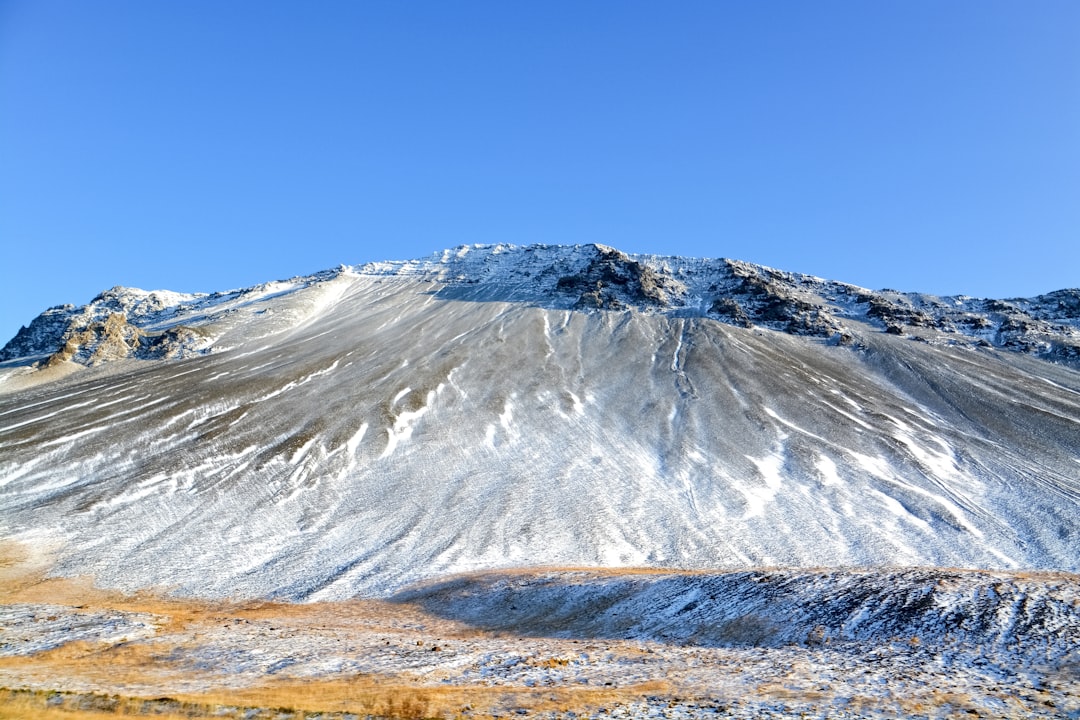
[392,568,1080,657]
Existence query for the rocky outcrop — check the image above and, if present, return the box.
[705,261,847,339]
[138,326,212,360]
[860,295,937,332]
[707,297,752,327]
[2,286,215,367]
[555,245,687,310]
[0,304,78,361]
[44,312,144,368]
[850,289,1080,364]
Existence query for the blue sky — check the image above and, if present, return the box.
[2,1,1078,343]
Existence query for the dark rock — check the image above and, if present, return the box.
[138,326,211,360]
[556,245,686,309]
[0,305,77,361]
[865,298,934,328]
[715,262,844,338]
[707,298,751,327]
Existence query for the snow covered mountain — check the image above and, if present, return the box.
[1,244,1079,600]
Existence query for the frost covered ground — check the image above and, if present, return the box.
[1,565,1078,719]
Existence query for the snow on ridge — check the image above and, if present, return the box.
[5,243,1080,369]
[0,270,345,367]
[11,242,1076,337]
[345,243,1080,363]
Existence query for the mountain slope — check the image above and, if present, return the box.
[1,244,1078,600]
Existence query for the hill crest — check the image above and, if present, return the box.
[3,243,1079,370]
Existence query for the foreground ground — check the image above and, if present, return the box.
[0,545,1077,719]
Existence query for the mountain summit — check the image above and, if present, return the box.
[5,244,1080,369]
[1,244,1079,599]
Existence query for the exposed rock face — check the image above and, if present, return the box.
[705,260,847,339]
[0,304,77,362]
[3,244,1080,369]
[555,244,687,309]
[977,294,1080,363]
[3,307,148,369]
[45,311,144,367]
[707,297,751,327]
[861,294,936,330]
[4,302,209,368]
[139,326,212,360]
[0,284,270,366]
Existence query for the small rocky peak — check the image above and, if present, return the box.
[90,286,190,318]
[91,285,132,305]
[0,304,79,361]
[40,311,212,368]
[555,244,688,310]
[2,286,213,367]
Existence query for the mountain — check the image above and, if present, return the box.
[1,243,1079,600]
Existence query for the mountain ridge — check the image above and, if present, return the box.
[3,243,1079,371]
[1,243,1079,601]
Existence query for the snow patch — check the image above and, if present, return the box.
[815,454,842,487]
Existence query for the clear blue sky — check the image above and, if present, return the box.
[2,1,1078,343]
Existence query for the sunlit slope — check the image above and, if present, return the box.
[2,271,1079,600]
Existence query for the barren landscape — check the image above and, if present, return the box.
[2,245,1079,718]
[3,545,1078,719]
